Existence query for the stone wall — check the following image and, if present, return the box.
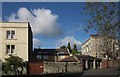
[43,62,83,74]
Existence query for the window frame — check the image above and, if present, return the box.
[37,55,42,60]
[11,45,15,53]
[6,45,10,53]
[6,30,11,39]
[11,30,15,39]
[43,55,49,60]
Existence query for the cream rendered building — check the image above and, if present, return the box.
[81,35,118,59]
[0,22,32,61]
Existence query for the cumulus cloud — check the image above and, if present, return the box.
[56,36,82,50]
[7,7,62,36]
[33,38,42,48]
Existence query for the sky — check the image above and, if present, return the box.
[2,2,95,50]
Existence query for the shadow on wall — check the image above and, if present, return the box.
[0,60,2,76]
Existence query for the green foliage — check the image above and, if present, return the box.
[67,42,72,53]
[73,44,77,51]
[60,42,80,54]
[71,44,78,54]
[71,50,79,54]
[2,55,24,75]
[60,45,67,49]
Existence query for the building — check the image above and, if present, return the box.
[81,35,119,59]
[29,48,71,74]
[60,55,102,70]
[0,22,33,61]
[31,49,57,62]
[30,48,70,62]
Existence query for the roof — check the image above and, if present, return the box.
[81,34,105,46]
[59,56,79,62]
[75,55,102,61]
[56,48,70,55]
[0,22,29,23]
[34,48,56,52]
[33,48,70,55]
[0,22,30,28]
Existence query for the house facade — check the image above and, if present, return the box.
[81,35,119,59]
[30,48,70,62]
[0,22,33,61]
[29,48,71,74]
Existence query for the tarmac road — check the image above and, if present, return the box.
[1,68,120,77]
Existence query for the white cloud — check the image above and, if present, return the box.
[7,7,62,36]
[56,36,82,50]
[33,38,41,48]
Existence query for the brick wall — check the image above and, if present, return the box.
[101,59,119,68]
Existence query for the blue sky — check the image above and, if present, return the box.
[2,2,95,49]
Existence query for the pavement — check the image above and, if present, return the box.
[81,68,120,77]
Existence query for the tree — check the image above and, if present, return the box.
[83,2,120,39]
[2,55,24,75]
[60,45,67,49]
[71,44,79,54]
[82,2,120,59]
[67,42,72,53]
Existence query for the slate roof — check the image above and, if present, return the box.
[56,48,70,55]
[75,55,102,61]
[59,55,102,62]
[34,48,70,55]
[59,56,79,62]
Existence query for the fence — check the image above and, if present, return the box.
[101,59,120,68]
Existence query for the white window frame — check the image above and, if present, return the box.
[11,30,15,39]
[6,45,15,54]
[6,30,16,39]
[11,45,15,53]
[37,55,42,59]
[43,55,48,59]
[6,30,11,39]
[6,45,10,53]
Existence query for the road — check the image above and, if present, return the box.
[81,68,120,77]
[1,68,120,77]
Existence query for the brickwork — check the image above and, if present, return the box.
[101,59,119,68]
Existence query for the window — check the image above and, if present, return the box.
[11,45,15,53]
[37,55,42,59]
[6,30,15,39]
[43,55,48,59]
[59,52,64,54]
[6,45,10,53]
[60,56,65,59]
[6,30,10,39]
[6,45,15,54]
[11,31,15,39]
